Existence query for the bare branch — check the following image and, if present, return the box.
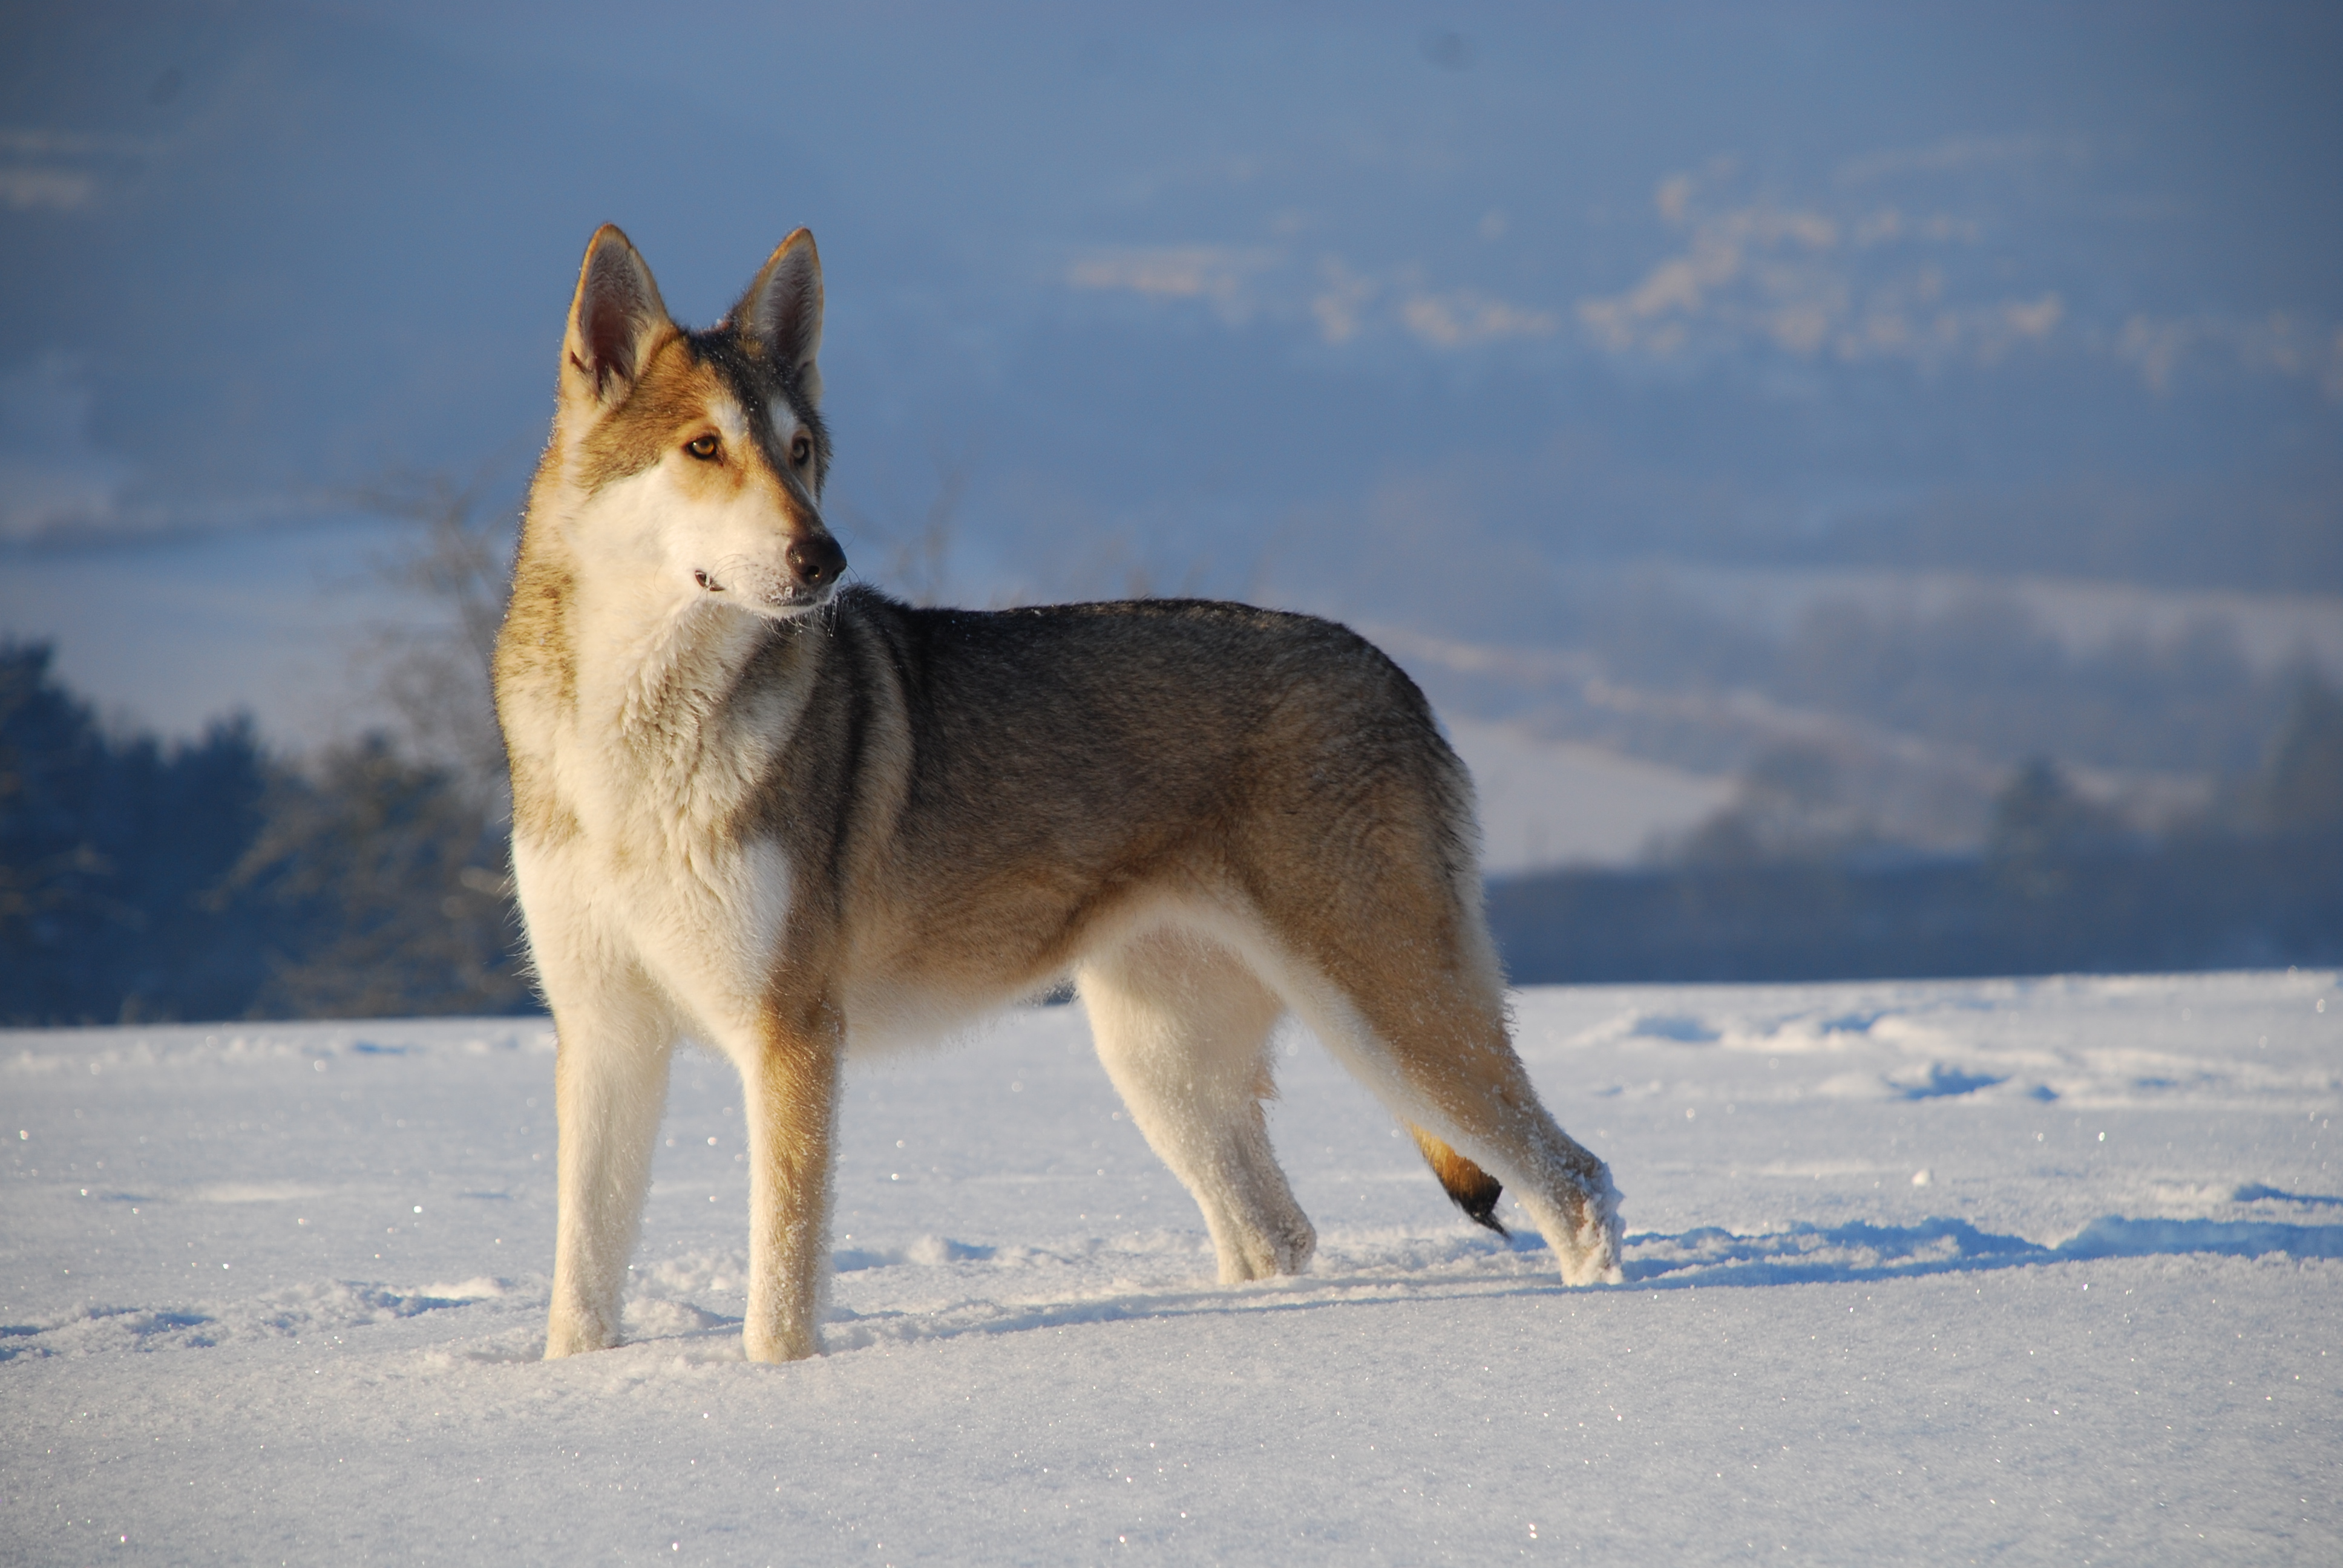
[352,468,519,803]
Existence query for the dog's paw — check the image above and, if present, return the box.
[543,1310,621,1359]
[1555,1171,1626,1287]
[1560,1249,1628,1288]
[742,1324,822,1362]
[1213,1213,1317,1284]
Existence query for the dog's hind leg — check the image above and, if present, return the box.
[1301,965,1622,1285]
[1249,860,1626,1287]
[1078,932,1315,1284]
[545,982,678,1357]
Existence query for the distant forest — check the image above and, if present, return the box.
[0,644,526,1025]
[1489,675,2343,984]
[2,643,2339,1025]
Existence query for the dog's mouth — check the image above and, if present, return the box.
[693,566,837,618]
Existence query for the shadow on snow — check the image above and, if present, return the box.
[10,1209,2338,1364]
[1616,1212,2343,1289]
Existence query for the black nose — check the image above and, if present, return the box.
[785,534,846,588]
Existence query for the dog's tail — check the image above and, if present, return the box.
[1407,1125,1507,1236]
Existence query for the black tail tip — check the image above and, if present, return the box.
[1409,1125,1512,1238]
[1452,1180,1509,1238]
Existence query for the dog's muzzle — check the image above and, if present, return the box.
[696,531,846,614]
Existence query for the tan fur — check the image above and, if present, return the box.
[499,226,1625,1364]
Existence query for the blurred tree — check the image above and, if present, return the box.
[2251,670,2343,833]
[1671,740,1874,866]
[0,644,273,1022]
[224,735,527,1018]
[1987,759,2129,863]
[1770,592,2282,775]
[1984,757,2133,900]
[1,642,532,1024]
[358,471,517,795]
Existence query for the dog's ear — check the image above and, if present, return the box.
[733,228,824,407]
[561,225,673,411]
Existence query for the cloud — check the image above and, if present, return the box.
[1834,133,2088,187]
[0,168,95,211]
[0,129,160,155]
[1068,240,1564,355]
[1654,171,1696,226]
[0,127,164,213]
[1579,161,2057,371]
[2115,312,2343,399]
[0,355,137,543]
[1400,290,1557,348]
[1061,162,2338,402]
[2002,294,2063,340]
[1066,246,1279,323]
[1309,258,1376,345]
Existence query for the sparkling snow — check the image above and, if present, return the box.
[5,972,2338,1563]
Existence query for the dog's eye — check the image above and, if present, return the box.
[790,434,811,467]
[685,434,721,461]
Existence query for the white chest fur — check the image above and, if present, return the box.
[513,594,804,1053]
[516,825,792,1052]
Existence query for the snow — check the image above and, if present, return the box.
[5,972,2338,1563]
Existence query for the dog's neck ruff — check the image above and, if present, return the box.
[540,549,814,848]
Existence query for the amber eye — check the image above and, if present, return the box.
[790,433,811,467]
[684,434,721,461]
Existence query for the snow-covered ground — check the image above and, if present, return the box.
[6,972,2338,1563]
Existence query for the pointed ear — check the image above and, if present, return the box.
[560,224,673,411]
[733,227,824,407]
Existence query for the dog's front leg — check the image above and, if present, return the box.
[739,1003,844,1362]
[545,1004,675,1358]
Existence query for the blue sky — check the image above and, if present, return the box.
[2,1,2338,742]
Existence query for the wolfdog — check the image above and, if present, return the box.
[495,225,1625,1362]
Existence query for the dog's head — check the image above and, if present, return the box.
[551,225,843,618]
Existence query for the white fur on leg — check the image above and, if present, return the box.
[544,1014,675,1357]
[725,1018,842,1364]
[1079,934,1315,1284]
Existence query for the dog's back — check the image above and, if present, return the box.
[798,590,1481,995]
